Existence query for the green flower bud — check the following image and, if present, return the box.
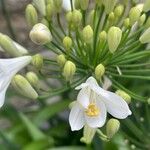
[74,0,80,9]
[96,0,103,6]
[46,3,54,21]
[106,119,120,139]
[53,0,63,13]
[138,14,146,27]
[29,23,52,45]
[56,54,66,67]
[114,5,124,17]
[12,74,38,99]
[108,12,115,23]
[103,0,117,14]
[147,98,150,105]
[32,54,44,70]
[139,27,150,44]
[99,31,107,43]
[123,18,130,28]
[63,61,76,81]
[80,125,96,144]
[26,72,39,88]
[145,17,150,29]
[116,90,131,104]
[107,26,122,53]
[72,10,82,27]
[143,0,150,12]
[33,0,46,16]
[79,0,89,10]
[41,18,49,28]
[63,36,72,50]
[129,6,142,25]
[25,4,38,27]
[66,11,73,24]
[87,10,95,26]
[82,25,93,43]
[95,64,105,81]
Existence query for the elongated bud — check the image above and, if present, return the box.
[99,31,107,43]
[56,54,66,67]
[33,0,46,16]
[80,125,96,144]
[138,14,146,27]
[116,90,131,104]
[145,17,150,29]
[87,10,95,26]
[108,12,115,23]
[66,11,73,25]
[79,0,89,10]
[82,25,93,43]
[114,5,124,17]
[140,27,150,43]
[46,3,54,21]
[63,61,76,81]
[29,23,52,45]
[32,54,43,70]
[26,72,39,88]
[72,10,82,27]
[96,0,103,6]
[53,0,63,13]
[103,0,117,14]
[25,4,38,27]
[129,6,142,25]
[123,18,130,28]
[63,36,72,50]
[41,18,49,28]
[106,119,120,139]
[95,64,105,81]
[107,26,122,53]
[12,74,38,99]
[74,0,80,9]
[143,0,150,12]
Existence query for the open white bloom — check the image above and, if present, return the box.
[69,77,132,131]
[0,56,32,107]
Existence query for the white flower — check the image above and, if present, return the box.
[62,0,74,11]
[69,77,132,131]
[0,56,32,107]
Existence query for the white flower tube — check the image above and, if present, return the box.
[62,0,75,11]
[0,56,32,107]
[69,77,131,131]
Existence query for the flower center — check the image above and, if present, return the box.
[85,103,100,117]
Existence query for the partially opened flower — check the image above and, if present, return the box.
[0,56,32,107]
[69,77,131,131]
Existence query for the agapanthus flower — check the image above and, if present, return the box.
[69,77,132,131]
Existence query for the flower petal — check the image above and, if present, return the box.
[69,102,85,131]
[85,100,107,128]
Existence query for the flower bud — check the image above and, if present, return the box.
[74,0,80,9]
[114,5,124,17]
[106,119,120,139]
[66,11,73,24]
[96,0,103,6]
[80,125,96,144]
[29,23,52,45]
[63,61,76,81]
[138,14,146,27]
[72,10,82,27]
[82,25,93,43]
[140,27,150,44]
[63,36,72,50]
[107,26,122,53]
[32,54,43,70]
[129,6,141,26]
[33,0,46,16]
[12,74,38,99]
[26,72,39,88]
[108,12,115,23]
[46,3,54,21]
[143,0,150,12]
[95,64,105,81]
[41,18,49,28]
[123,18,130,28]
[53,0,63,13]
[87,10,95,26]
[25,4,38,27]
[116,90,131,104]
[103,0,117,14]
[56,54,66,67]
[99,31,107,43]
[145,17,150,29]
[79,0,89,10]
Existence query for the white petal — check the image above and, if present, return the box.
[102,76,112,90]
[69,102,85,131]
[85,100,107,128]
[75,83,88,90]
[62,0,72,11]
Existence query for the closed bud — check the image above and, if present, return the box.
[106,119,120,139]
[32,54,43,70]
[12,74,38,99]
[79,0,89,10]
[26,72,39,88]
[41,18,49,28]
[140,27,150,44]
[96,0,103,6]
[80,125,96,144]
[143,0,150,12]
[138,14,146,27]
[116,90,131,104]
[63,61,76,81]
[56,54,66,67]
[95,64,105,81]
[29,23,52,45]
[145,17,150,29]
[87,10,95,26]
[46,3,54,21]
[74,0,80,9]
[72,10,82,26]
[123,18,130,28]
[107,26,122,53]
[53,0,63,13]
[25,4,38,27]
[114,5,124,17]
[33,0,46,16]
[108,12,115,23]
[99,31,107,43]
[63,36,72,50]
[66,11,73,24]
[82,25,93,43]
[103,0,117,14]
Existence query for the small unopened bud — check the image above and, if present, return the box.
[138,14,146,27]
[108,12,115,23]
[114,5,124,17]
[103,0,117,14]
[116,90,131,104]
[82,25,93,43]
[87,10,95,26]
[140,27,150,43]
[143,0,150,12]
[29,23,52,45]
[107,26,122,53]
[25,4,38,27]
[129,6,142,25]
[79,0,89,10]
[106,119,120,139]
[95,64,105,81]
[123,18,130,28]
[80,125,96,144]
[12,74,38,99]
[56,54,66,67]
[63,36,72,50]
[66,11,73,24]
[26,72,39,88]
[72,10,82,27]
[99,31,107,43]
[32,54,43,70]
[145,17,150,29]
[33,0,46,16]
[53,0,63,13]
[63,61,76,81]
[46,3,54,21]
[74,0,80,9]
